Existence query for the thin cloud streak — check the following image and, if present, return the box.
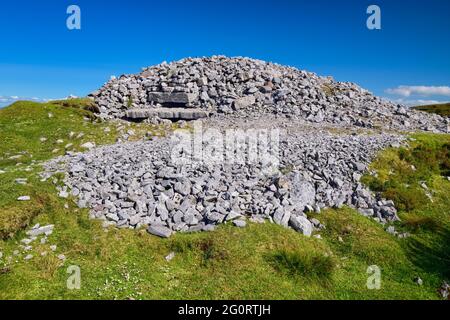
[386,85,450,98]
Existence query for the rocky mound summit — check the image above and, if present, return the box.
[90,55,448,132]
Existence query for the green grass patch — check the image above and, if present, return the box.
[412,102,450,117]
[362,133,450,212]
[401,214,440,232]
[50,98,100,114]
[361,133,450,284]
[1,205,443,300]
[268,249,335,280]
[0,100,117,168]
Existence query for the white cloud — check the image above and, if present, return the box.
[386,85,450,97]
[387,97,446,107]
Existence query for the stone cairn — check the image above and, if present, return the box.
[42,56,449,238]
[90,55,448,132]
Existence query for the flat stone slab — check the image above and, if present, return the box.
[148,225,173,238]
[126,108,209,121]
[148,92,198,105]
[26,225,54,237]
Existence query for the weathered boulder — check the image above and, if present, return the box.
[147,225,173,238]
[290,175,316,210]
[273,207,291,227]
[289,215,313,237]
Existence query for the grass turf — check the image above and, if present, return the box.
[412,103,450,117]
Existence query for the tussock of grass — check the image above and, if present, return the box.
[50,98,100,114]
[384,187,429,212]
[198,238,230,266]
[268,249,335,280]
[401,215,440,232]
[169,236,230,266]
[0,198,45,239]
[322,83,339,97]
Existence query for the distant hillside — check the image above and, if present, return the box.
[412,102,450,117]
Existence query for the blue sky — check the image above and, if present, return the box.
[1,0,450,107]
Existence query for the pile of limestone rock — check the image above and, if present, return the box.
[43,125,404,238]
[89,56,448,132]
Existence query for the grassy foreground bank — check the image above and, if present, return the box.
[0,101,449,299]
